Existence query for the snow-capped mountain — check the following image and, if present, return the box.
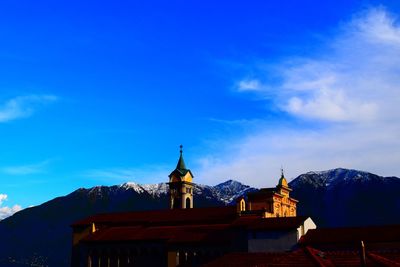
[212,179,255,204]
[0,179,253,267]
[290,168,398,189]
[0,169,399,267]
[121,182,168,196]
[289,168,400,228]
[119,180,255,204]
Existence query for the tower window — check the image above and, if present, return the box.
[240,199,245,211]
[186,197,191,209]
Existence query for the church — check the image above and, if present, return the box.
[71,147,316,267]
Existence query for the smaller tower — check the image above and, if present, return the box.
[277,168,291,197]
[168,145,194,209]
[244,169,298,217]
[275,169,296,217]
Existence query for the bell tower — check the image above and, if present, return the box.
[277,168,291,197]
[168,145,194,209]
[244,168,298,217]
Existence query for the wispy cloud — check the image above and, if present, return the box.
[198,7,400,186]
[0,94,58,122]
[0,194,8,206]
[84,165,170,184]
[237,79,263,92]
[237,7,400,123]
[208,117,262,126]
[197,123,400,187]
[0,194,22,220]
[0,205,22,220]
[1,160,52,175]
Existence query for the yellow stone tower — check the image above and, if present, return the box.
[273,169,297,217]
[168,145,194,209]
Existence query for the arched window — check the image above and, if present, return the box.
[240,199,245,211]
[186,197,191,209]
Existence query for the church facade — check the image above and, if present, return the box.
[71,147,315,267]
[237,170,298,218]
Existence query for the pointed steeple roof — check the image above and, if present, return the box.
[169,145,194,178]
[278,168,289,187]
[175,145,187,171]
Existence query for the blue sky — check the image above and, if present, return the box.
[0,1,400,218]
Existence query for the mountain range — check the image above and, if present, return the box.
[289,168,400,227]
[0,168,399,266]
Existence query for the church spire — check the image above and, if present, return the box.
[168,145,195,209]
[175,145,187,171]
[278,167,288,187]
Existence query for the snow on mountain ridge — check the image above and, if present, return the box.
[291,168,393,189]
[120,182,145,193]
[119,180,255,204]
[120,182,169,196]
[213,179,254,203]
[140,183,168,197]
[88,186,107,196]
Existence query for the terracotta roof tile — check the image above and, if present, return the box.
[367,252,400,266]
[203,248,400,267]
[300,225,400,248]
[72,206,237,227]
[83,224,232,244]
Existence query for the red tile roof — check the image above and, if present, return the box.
[80,216,310,244]
[367,252,400,266]
[73,206,310,233]
[304,246,335,267]
[202,248,400,267]
[83,224,232,245]
[75,206,310,245]
[300,225,400,248]
[72,206,237,227]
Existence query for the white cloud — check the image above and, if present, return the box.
[197,7,400,186]
[285,89,378,122]
[0,94,58,122]
[0,194,22,220]
[236,7,400,123]
[2,160,51,175]
[354,7,400,45]
[237,79,263,91]
[196,122,400,187]
[0,194,8,206]
[0,205,22,220]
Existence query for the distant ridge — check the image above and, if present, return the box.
[118,180,255,205]
[0,180,255,267]
[0,168,399,266]
[289,168,400,227]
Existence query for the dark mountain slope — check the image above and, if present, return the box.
[290,168,400,227]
